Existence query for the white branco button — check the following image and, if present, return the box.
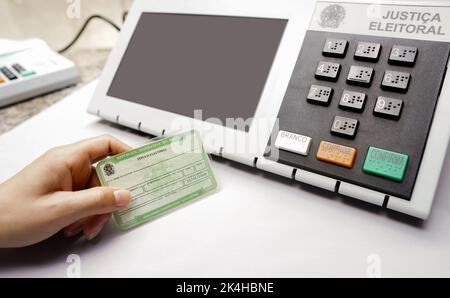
[275,130,312,156]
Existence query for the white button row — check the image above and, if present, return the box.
[275,130,312,156]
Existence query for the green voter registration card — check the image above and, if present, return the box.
[96,130,218,230]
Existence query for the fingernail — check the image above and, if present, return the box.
[114,190,131,208]
[86,227,102,241]
[86,217,110,241]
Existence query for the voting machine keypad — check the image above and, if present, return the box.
[266,31,450,200]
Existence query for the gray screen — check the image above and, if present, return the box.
[107,13,288,132]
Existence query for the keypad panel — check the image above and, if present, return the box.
[266,30,450,200]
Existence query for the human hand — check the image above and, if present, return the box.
[0,135,132,248]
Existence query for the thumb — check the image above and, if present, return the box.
[57,187,131,220]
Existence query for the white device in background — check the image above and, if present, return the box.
[0,39,80,108]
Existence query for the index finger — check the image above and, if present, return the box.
[69,135,132,163]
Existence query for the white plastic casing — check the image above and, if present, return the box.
[88,0,450,219]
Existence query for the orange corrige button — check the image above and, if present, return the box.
[316,141,357,168]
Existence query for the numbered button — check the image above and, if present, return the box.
[347,66,374,87]
[323,39,348,58]
[355,42,381,62]
[389,45,418,67]
[331,116,359,139]
[315,61,341,82]
[307,85,333,106]
[381,70,411,93]
[374,96,403,120]
[339,90,366,112]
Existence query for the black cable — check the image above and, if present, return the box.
[58,14,122,54]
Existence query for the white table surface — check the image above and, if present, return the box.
[0,81,449,278]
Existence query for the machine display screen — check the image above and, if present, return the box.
[107,13,287,131]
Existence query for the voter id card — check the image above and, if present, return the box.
[96,130,218,230]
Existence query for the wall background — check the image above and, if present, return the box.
[0,0,133,52]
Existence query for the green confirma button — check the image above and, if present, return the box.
[20,70,36,77]
[363,147,409,182]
